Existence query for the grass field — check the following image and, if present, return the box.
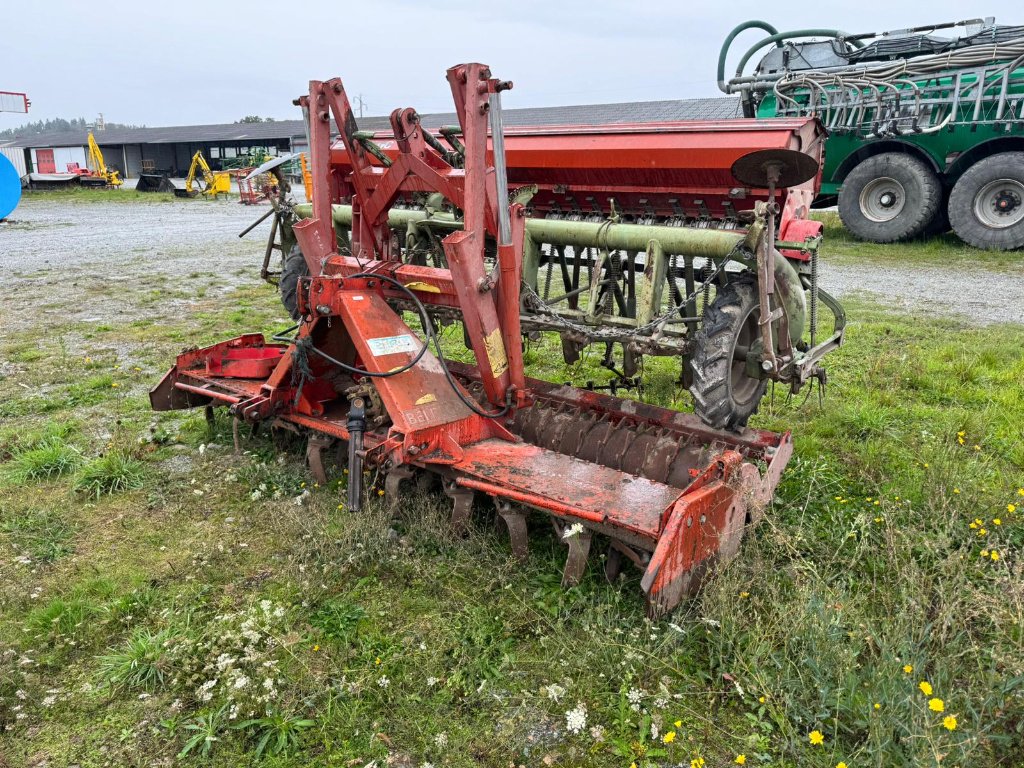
[1,258,1023,767]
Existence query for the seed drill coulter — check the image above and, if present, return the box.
[152,65,845,614]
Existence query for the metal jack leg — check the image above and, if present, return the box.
[346,397,366,512]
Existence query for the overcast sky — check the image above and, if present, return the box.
[1,1,991,127]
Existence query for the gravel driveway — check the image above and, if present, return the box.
[3,196,1023,328]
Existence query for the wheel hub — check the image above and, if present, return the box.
[974,178,1024,229]
[859,176,906,222]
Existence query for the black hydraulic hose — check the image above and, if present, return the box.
[280,271,510,419]
[718,20,782,93]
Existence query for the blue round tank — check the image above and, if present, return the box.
[0,153,22,220]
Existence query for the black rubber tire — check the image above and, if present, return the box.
[690,274,768,432]
[948,152,1024,250]
[837,153,942,243]
[280,245,309,320]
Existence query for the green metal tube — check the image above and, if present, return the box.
[294,203,749,260]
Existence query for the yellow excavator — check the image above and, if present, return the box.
[82,132,123,188]
[175,151,231,199]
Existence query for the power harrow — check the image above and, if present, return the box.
[152,64,845,614]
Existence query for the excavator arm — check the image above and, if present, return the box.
[86,132,122,188]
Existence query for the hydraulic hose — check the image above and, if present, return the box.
[725,28,865,95]
[718,20,782,93]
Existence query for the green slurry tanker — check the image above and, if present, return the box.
[720,18,1024,250]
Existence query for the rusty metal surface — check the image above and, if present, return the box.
[150,63,808,617]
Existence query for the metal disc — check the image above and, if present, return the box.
[244,153,297,181]
[731,149,819,189]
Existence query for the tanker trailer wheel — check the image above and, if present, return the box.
[948,152,1024,250]
[838,153,941,243]
[689,274,768,431]
[280,245,309,320]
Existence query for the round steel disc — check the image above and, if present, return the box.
[731,149,819,189]
[0,153,22,220]
[244,153,297,181]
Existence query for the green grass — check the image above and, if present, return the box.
[0,270,1022,766]
[814,211,1024,270]
[72,450,146,498]
[22,188,179,204]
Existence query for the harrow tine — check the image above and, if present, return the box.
[444,480,475,535]
[306,435,332,485]
[496,500,529,561]
[555,521,593,588]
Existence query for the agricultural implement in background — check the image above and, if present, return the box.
[174,151,231,199]
[153,64,845,614]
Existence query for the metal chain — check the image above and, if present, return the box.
[521,245,740,344]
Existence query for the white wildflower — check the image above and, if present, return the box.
[434,732,448,748]
[15,690,27,700]
[562,523,585,539]
[565,703,587,735]
[263,678,275,691]
[250,488,263,501]
[650,719,659,739]
[589,725,605,741]
[546,683,566,702]
[138,692,151,700]
[41,695,57,708]
[198,443,206,455]
[294,490,310,506]
[378,675,390,688]
[426,676,439,687]
[233,675,249,690]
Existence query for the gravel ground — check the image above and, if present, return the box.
[2,195,1023,328]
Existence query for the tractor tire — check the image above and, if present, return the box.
[948,152,1024,250]
[838,153,941,243]
[280,245,309,320]
[690,274,767,432]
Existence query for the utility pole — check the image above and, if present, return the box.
[353,95,367,118]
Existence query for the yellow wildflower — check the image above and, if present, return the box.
[809,730,824,745]
[993,518,1002,526]
[953,488,960,494]
[919,681,933,696]
[837,763,849,768]
[312,644,320,652]
[903,664,913,674]
[1008,503,1017,514]
[758,696,766,703]
[1018,488,1024,497]
[929,698,945,712]
[662,731,676,744]
[979,528,987,536]
[690,759,704,768]
[981,549,990,558]
[674,720,682,728]
[375,656,382,665]
[735,756,747,765]
[874,702,881,710]
[969,521,978,530]
[991,551,1000,561]
[943,715,957,731]
[739,591,749,599]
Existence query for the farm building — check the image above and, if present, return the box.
[1,97,740,181]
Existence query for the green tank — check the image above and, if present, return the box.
[720,18,1024,250]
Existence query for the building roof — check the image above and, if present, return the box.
[5,97,741,148]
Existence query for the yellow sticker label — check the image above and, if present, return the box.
[415,393,437,406]
[403,281,441,294]
[483,328,509,377]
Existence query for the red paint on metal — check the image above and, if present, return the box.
[151,64,804,616]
